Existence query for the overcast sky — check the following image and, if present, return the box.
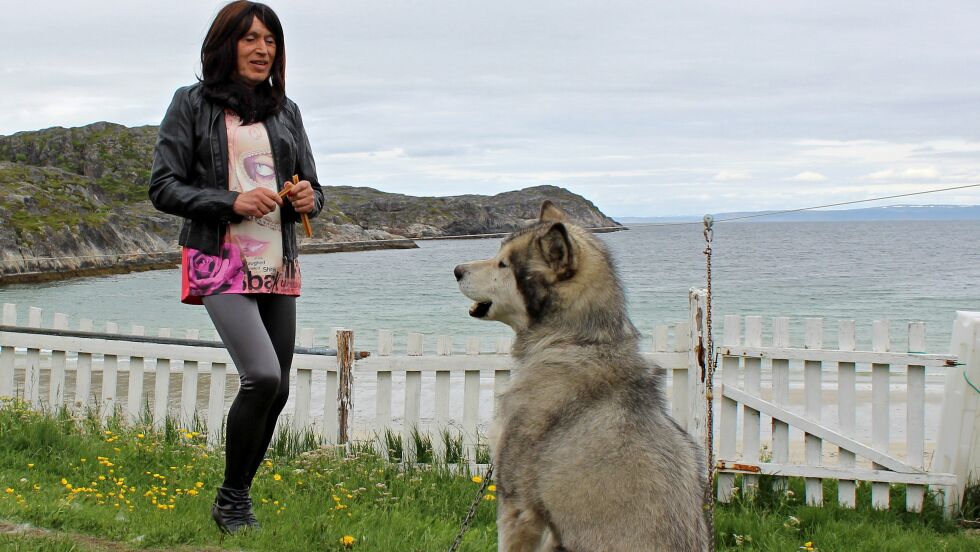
[5,1,980,216]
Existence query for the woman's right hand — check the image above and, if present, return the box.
[232,188,283,218]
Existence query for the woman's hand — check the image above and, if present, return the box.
[233,188,283,217]
[286,179,315,214]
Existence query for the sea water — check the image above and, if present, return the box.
[3,221,979,452]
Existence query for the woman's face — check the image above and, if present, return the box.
[236,16,277,87]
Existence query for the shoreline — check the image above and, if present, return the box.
[0,238,419,286]
[0,226,625,286]
[415,225,627,241]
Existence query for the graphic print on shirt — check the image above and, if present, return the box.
[227,112,284,285]
[180,112,301,305]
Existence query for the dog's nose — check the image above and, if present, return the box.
[454,265,465,281]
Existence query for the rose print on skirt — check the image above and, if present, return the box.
[181,243,245,304]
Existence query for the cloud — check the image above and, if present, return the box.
[713,170,752,182]
[323,148,408,161]
[862,167,941,180]
[787,171,828,182]
[5,0,980,216]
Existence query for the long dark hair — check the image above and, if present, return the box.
[200,1,285,124]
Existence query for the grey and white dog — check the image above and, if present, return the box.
[454,201,708,551]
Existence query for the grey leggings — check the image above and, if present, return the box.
[203,293,295,490]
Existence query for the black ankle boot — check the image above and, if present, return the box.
[211,487,253,534]
[243,489,260,529]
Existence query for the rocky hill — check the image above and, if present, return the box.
[0,122,620,281]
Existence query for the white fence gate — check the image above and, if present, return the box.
[712,314,959,513]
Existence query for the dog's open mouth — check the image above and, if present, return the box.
[469,301,492,318]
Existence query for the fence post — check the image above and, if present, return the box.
[1,304,17,398]
[742,316,762,496]
[687,289,708,462]
[404,334,424,463]
[336,329,354,444]
[717,315,742,502]
[906,321,927,512]
[837,320,857,508]
[433,336,454,461]
[375,330,393,457]
[871,320,891,510]
[934,311,980,514]
[180,329,200,431]
[50,313,70,410]
[293,327,315,433]
[153,328,172,429]
[25,307,43,409]
[804,318,825,506]
[671,322,691,431]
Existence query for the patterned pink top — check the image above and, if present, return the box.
[180,111,301,305]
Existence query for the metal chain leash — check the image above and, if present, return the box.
[448,463,494,552]
[703,215,716,552]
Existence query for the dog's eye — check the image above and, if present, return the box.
[498,261,508,268]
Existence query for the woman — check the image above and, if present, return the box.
[148,1,323,534]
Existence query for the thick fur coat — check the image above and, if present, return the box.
[455,202,707,551]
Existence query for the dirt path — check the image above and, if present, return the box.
[0,520,227,552]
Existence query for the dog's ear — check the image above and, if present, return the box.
[539,200,569,223]
[538,223,575,280]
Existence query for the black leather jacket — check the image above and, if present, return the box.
[149,83,324,260]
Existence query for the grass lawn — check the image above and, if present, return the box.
[0,397,976,551]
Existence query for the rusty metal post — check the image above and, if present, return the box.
[336,329,354,444]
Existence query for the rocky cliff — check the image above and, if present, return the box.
[0,122,620,281]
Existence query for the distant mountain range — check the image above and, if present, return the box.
[617,205,980,224]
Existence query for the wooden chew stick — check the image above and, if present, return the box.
[289,174,314,238]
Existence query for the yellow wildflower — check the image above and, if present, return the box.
[471,475,483,484]
[487,484,496,492]
[26,464,34,469]
[483,494,496,501]
[137,434,145,439]
[340,535,356,547]
[273,474,282,481]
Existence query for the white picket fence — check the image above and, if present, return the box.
[356,320,692,462]
[0,303,348,448]
[713,314,960,513]
[2,299,979,514]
